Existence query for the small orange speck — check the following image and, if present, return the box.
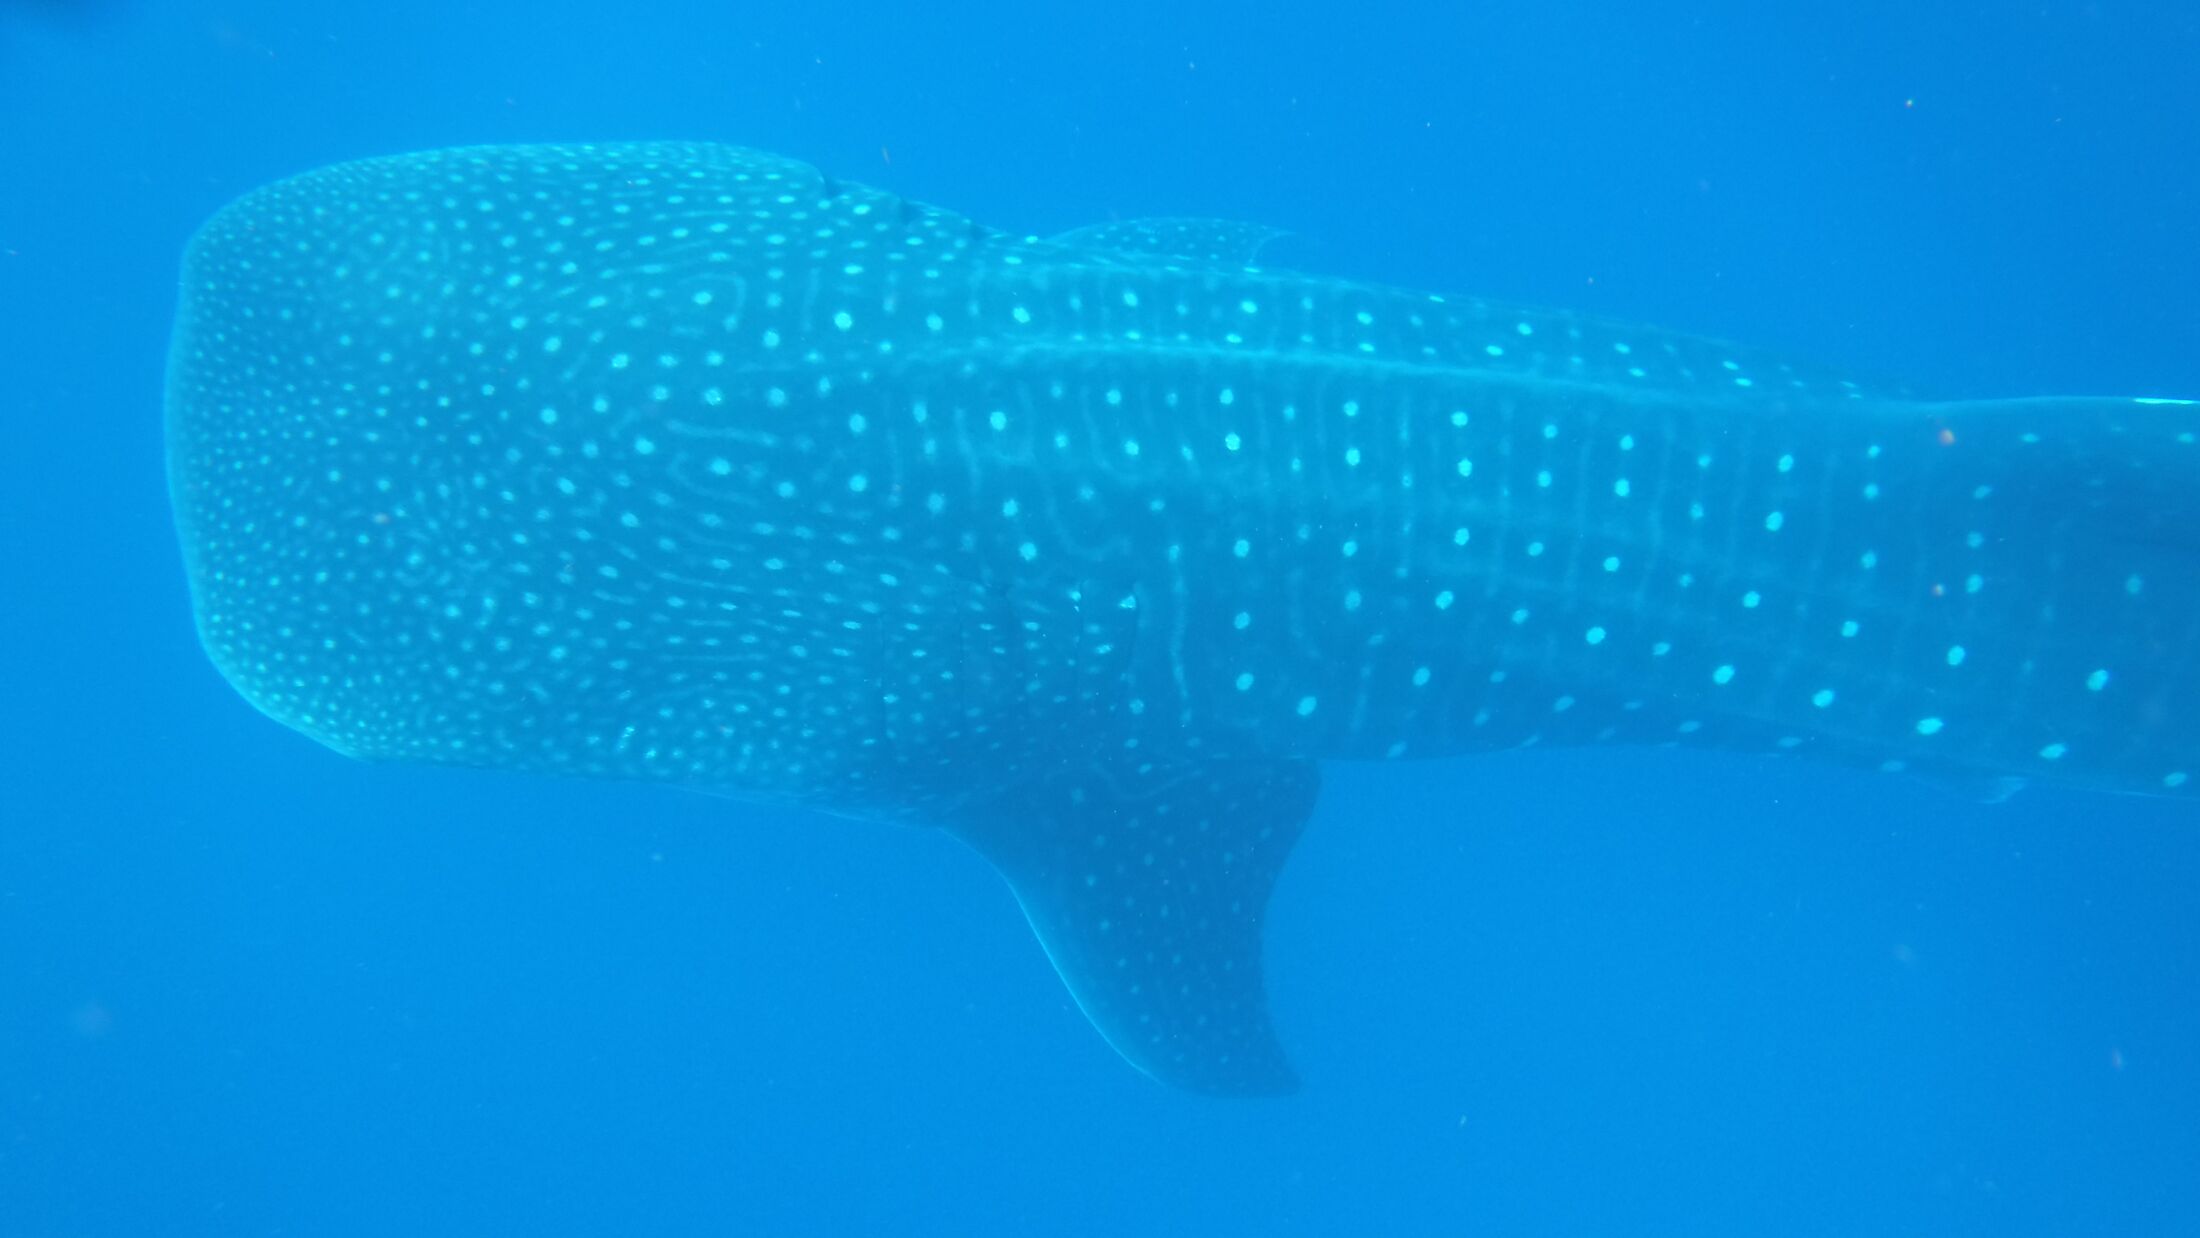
[1931,583,1946,597]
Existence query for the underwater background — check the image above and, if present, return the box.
[3,1,2197,1233]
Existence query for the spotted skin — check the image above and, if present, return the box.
[166,143,2199,1094]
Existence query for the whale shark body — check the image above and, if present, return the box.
[166,143,2198,1094]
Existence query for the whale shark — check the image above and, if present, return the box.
[165,143,2198,1095]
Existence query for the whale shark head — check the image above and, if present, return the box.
[170,144,1001,796]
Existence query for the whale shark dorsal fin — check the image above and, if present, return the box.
[944,757,1319,1096]
[1048,216,1292,265]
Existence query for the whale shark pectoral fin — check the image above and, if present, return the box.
[1048,216,1293,266]
[944,757,1320,1097]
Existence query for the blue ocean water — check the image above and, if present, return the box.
[3,1,2196,1234]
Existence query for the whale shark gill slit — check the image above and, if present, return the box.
[164,143,2198,1094]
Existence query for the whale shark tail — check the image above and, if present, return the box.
[1897,394,2200,556]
